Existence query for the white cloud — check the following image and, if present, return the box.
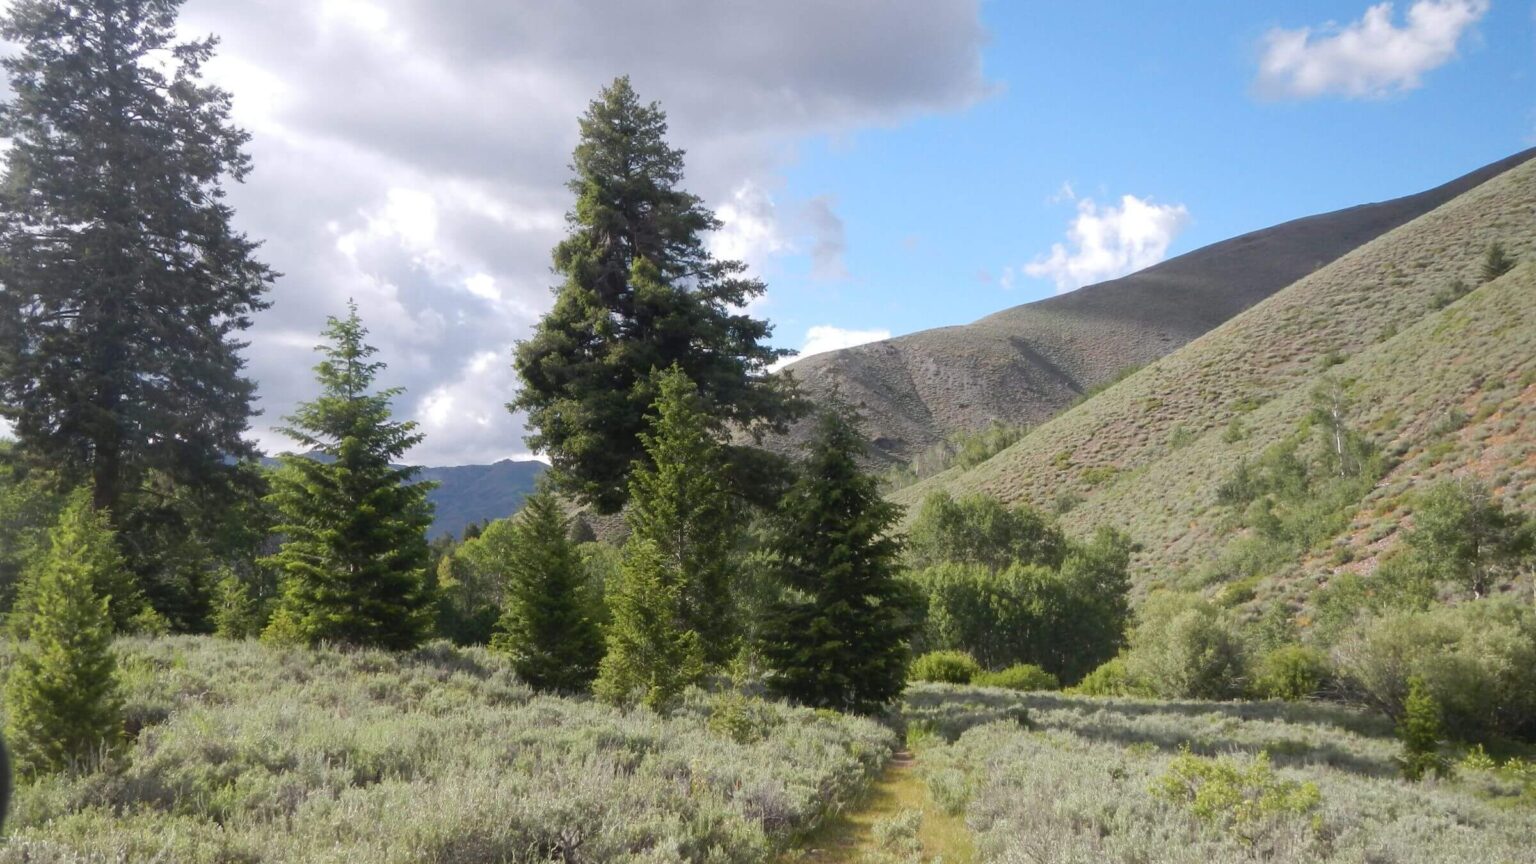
[709,180,788,273]
[1256,0,1488,99]
[772,325,890,371]
[412,350,533,465]
[1023,195,1190,294]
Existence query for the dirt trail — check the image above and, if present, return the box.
[780,750,975,863]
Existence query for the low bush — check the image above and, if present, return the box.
[909,650,982,685]
[1152,749,1322,840]
[1251,644,1331,702]
[1068,656,1147,697]
[973,663,1058,692]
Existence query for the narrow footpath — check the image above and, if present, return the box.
[780,750,975,863]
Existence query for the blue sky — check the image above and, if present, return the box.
[757,0,1535,352]
[6,0,1522,464]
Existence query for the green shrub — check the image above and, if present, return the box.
[1152,749,1321,841]
[1125,593,1247,700]
[1069,656,1148,697]
[909,650,982,684]
[1332,599,1536,741]
[974,663,1059,692]
[1251,644,1330,702]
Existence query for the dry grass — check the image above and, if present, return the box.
[775,150,1535,467]
[894,157,1536,615]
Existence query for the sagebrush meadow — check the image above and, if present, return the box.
[1,1,1534,863]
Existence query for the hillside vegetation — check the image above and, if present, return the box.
[896,155,1536,614]
[780,149,1536,466]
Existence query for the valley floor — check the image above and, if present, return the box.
[1,638,1534,863]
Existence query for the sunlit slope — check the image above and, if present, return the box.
[780,149,1536,465]
[894,157,1536,593]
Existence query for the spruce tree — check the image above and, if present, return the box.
[263,303,435,650]
[594,537,705,712]
[4,491,125,776]
[512,77,800,513]
[761,407,921,714]
[0,1,274,605]
[487,489,603,691]
[1398,676,1447,781]
[211,569,263,639]
[626,367,738,664]
[1480,241,1516,283]
[10,488,144,637]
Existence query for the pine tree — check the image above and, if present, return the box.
[594,537,705,712]
[4,491,125,776]
[10,488,144,637]
[488,488,604,692]
[626,367,739,664]
[512,77,801,514]
[0,1,274,606]
[262,303,435,650]
[1480,241,1516,283]
[211,568,262,639]
[761,407,921,714]
[1398,676,1448,781]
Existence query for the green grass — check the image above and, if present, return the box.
[0,636,895,863]
[779,750,974,864]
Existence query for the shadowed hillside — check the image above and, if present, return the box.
[261,455,545,539]
[781,149,1536,464]
[894,154,1536,614]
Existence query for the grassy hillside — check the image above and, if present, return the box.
[0,637,891,863]
[779,149,1536,466]
[905,685,1536,863]
[894,155,1536,610]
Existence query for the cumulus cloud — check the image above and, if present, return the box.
[143,0,990,464]
[1255,0,1488,99]
[1023,195,1190,294]
[709,181,788,274]
[772,325,891,372]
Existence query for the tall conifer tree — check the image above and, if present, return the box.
[489,487,604,691]
[512,77,800,513]
[0,1,273,607]
[5,491,125,776]
[625,366,738,664]
[263,303,434,650]
[761,408,920,714]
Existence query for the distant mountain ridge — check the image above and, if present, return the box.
[261,454,546,539]
[778,148,1536,465]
